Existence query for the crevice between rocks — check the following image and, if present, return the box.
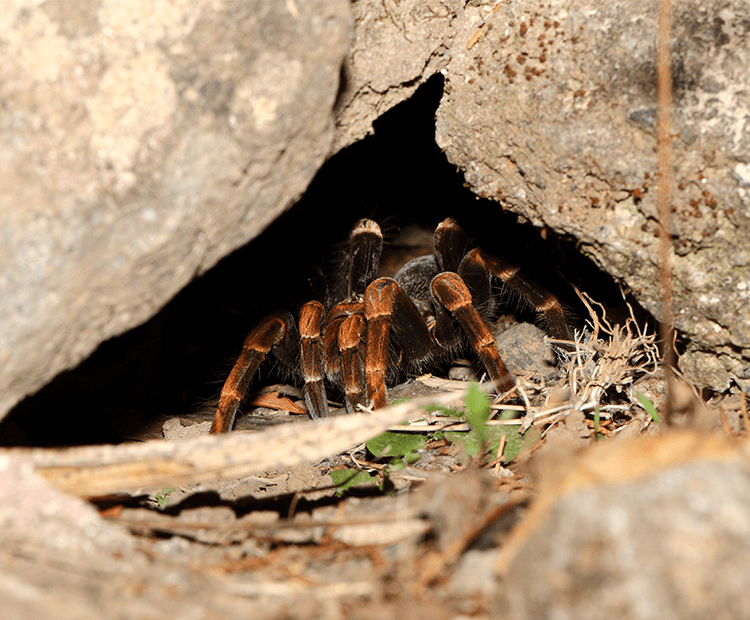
[0,76,641,449]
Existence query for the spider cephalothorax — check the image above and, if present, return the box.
[210,218,571,433]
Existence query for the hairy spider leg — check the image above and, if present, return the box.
[298,300,329,419]
[322,219,384,412]
[433,217,469,272]
[323,300,367,413]
[462,249,571,342]
[431,217,495,347]
[322,306,345,380]
[211,309,297,433]
[364,278,433,409]
[348,218,383,297]
[339,312,368,411]
[430,272,515,392]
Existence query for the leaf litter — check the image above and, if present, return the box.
[4,296,750,620]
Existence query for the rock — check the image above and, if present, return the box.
[496,455,750,620]
[0,0,351,420]
[333,0,462,151]
[495,322,558,381]
[435,0,750,392]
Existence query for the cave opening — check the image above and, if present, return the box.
[1,74,639,448]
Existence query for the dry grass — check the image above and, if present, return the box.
[485,290,664,441]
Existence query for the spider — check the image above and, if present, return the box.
[210,218,571,433]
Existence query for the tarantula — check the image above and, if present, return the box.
[210,218,571,433]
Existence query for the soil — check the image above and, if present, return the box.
[3,370,749,620]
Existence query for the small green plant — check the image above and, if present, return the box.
[154,487,174,508]
[636,391,661,424]
[464,382,492,445]
[444,382,535,462]
[330,430,427,496]
[367,431,427,466]
[330,383,539,495]
[593,405,606,440]
[329,469,378,496]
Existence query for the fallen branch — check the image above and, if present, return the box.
[6,390,467,498]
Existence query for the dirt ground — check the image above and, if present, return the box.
[4,341,750,620]
[3,221,748,620]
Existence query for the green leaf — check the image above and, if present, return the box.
[465,382,491,423]
[498,424,543,461]
[330,469,376,496]
[464,382,491,444]
[463,430,485,457]
[636,392,661,424]
[446,424,540,462]
[389,459,406,472]
[155,487,174,508]
[436,382,542,463]
[366,431,426,459]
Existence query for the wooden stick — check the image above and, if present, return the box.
[5,390,467,498]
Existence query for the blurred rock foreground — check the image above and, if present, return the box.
[2,0,750,421]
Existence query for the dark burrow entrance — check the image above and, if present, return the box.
[1,75,642,447]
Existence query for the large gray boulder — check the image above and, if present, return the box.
[0,0,351,420]
[435,0,750,392]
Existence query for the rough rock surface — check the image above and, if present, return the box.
[435,0,750,391]
[333,0,462,150]
[3,0,749,424]
[497,457,750,620]
[0,0,351,420]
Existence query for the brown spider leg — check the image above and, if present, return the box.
[338,313,367,412]
[323,311,345,382]
[211,310,295,433]
[463,248,571,341]
[348,219,383,297]
[365,278,433,410]
[323,299,368,412]
[299,300,329,419]
[431,273,515,392]
[323,300,361,380]
[433,217,469,272]
[457,248,492,309]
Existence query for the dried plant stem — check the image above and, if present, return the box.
[657,0,675,421]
